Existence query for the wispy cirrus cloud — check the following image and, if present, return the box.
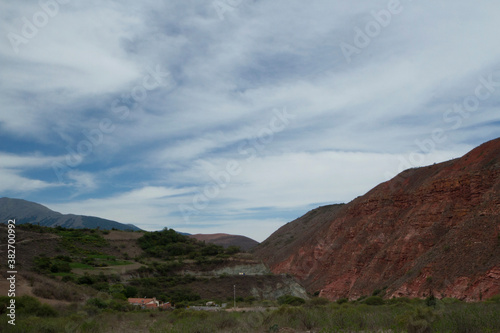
[0,0,499,241]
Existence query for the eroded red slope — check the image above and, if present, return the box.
[255,138,500,301]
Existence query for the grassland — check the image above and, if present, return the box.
[1,295,500,332]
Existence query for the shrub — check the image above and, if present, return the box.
[92,282,110,292]
[441,297,462,304]
[336,298,349,305]
[15,296,58,317]
[124,285,138,298]
[425,294,437,307]
[50,262,71,273]
[86,297,107,309]
[54,255,72,262]
[30,276,87,302]
[225,246,241,255]
[112,293,127,301]
[405,307,437,333]
[486,294,500,303]
[61,275,75,283]
[244,296,257,304]
[34,256,52,273]
[364,296,385,306]
[277,295,306,306]
[77,274,95,285]
[168,289,201,303]
[308,297,330,306]
[201,244,223,256]
[356,295,367,302]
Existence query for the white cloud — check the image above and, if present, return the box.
[46,186,193,229]
[0,169,58,193]
[0,152,65,193]
[0,152,62,168]
[1,0,499,240]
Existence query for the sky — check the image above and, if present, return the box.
[1,0,499,242]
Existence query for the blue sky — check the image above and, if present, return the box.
[1,0,499,241]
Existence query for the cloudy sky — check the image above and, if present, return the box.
[1,0,499,241]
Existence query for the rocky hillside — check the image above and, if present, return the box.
[254,138,500,301]
[0,224,308,307]
[0,198,141,231]
[189,233,259,251]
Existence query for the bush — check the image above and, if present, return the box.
[363,296,385,306]
[34,256,52,273]
[54,255,72,262]
[336,298,349,305]
[244,296,257,304]
[61,275,75,283]
[425,294,437,307]
[93,282,110,292]
[28,275,86,302]
[169,289,201,303]
[405,307,437,333]
[15,296,58,317]
[112,293,127,301]
[124,285,138,298]
[225,246,241,255]
[277,295,306,306]
[486,294,500,303]
[77,274,95,285]
[201,244,224,256]
[86,297,107,309]
[50,262,71,273]
[308,297,330,306]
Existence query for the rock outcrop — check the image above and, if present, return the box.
[255,138,500,301]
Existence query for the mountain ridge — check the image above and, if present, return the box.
[0,197,142,231]
[254,137,500,301]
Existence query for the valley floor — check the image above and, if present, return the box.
[1,297,500,332]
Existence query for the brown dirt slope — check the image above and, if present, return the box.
[254,137,500,301]
[189,233,259,251]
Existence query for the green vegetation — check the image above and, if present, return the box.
[277,294,306,306]
[137,227,240,259]
[0,295,57,318]
[20,225,246,311]
[10,224,499,332]
[1,296,499,332]
[363,295,385,306]
[19,224,111,256]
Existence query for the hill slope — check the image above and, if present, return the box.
[189,233,259,251]
[0,198,141,231]
[254,138,500,301]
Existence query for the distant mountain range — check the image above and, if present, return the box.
[189,233,259,251]
[0,198,141,231]
[0,199,260,250]
[255,137,500,301]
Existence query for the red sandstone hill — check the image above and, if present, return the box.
[189,233,259,251]
[254,138,500,301]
